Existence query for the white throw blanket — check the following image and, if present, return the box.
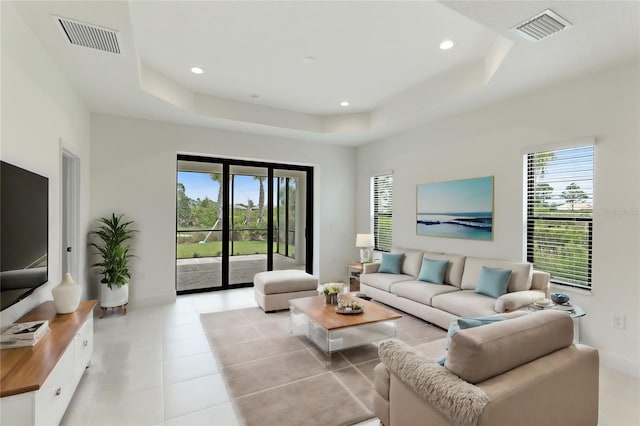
[378,339,489,426]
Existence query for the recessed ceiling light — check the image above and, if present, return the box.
[340,101,350,107]
[439,39,455,50]
[303,56,316,64]
[190,66,204,74]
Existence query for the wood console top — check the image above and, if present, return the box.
[0,300,96,397]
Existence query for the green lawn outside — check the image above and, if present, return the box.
[177,241,295,259]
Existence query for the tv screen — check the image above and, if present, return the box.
[1,161,48,311]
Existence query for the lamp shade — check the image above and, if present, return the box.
[356,233,374,248]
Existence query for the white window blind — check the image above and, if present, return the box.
[526,145,594,288]
[372,174,393,252]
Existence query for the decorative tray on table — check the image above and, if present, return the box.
[553,303,575,311]
[336,307,364,315]
[335,300,364,314]
[530,301,575,312]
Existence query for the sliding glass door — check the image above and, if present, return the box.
[273,169,307,271]
[176,162,224,290]
[228,165,269,285]
[176,156,313,293]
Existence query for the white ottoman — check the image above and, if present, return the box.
[254,270,319,312]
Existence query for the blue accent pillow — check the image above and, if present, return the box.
[444,320,461,350]
[439,316,506,366]
[458,316,505,329]
[474,266,512,298]
[417,258,448,284]
[378,253,404,274]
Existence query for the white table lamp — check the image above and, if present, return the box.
[356,233,374,263]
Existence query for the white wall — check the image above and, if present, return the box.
[0,2,91,324]
[356,62,640,374]
[90,114,356,306]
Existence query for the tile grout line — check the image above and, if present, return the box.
[163,399,237,424]
[329,370,372,415]
[232,370,334,400]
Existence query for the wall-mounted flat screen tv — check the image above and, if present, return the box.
[1,161,48,311]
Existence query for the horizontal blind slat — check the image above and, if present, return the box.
[373,174,393,252]
[526,146,593,288]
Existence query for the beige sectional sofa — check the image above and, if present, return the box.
[360,247,550,329]
[373,310,599,426]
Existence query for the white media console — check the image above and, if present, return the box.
[0,300,96,425]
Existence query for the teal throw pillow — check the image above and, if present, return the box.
[440,316,506,366]
[444,320,461,350]
[475,266,512,298]
[458,316,505,329]
[417,257,448,284]
[378,253,404,274]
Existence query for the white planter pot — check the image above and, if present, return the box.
[100,283,129,308]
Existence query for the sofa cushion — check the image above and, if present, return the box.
[461,257,532,292]
[474,266,511,298]
[412,312,528,362]
[439,316,506,365]
[531,270,551,291]
[445,316,506,351]
[417,258,448,284]
[390,281,459,305]
[379,253,404,274]
[360,273,413,292]
[431,290,497,318]
[446,310,574,384]
[392,247,424,277]
[495,290,545,313]
[422,253,466,288]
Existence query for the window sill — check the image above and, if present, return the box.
[550,283,592,296]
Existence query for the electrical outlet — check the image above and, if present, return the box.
[611,314,626,330]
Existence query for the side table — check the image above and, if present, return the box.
[528,304,586,343]
[346,263,363,292]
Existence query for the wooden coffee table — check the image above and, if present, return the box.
[289,295,402,353]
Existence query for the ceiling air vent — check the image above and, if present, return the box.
[512,9,572,42]
[55,16,121,54]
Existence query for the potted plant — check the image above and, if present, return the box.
[322,283,343,305]
[90,213,137,317]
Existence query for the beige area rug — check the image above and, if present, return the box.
[200,304,446,426]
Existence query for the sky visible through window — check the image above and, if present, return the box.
[178,172,261,204]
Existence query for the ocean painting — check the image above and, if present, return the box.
[417,176,493,240]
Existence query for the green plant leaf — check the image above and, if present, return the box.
[90,213,137,288]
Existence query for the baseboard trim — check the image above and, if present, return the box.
[599,350,640,378]
[128,294,176,308]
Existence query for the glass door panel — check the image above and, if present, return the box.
[228,165,269,285]
[273,169,306,271]
[176,161,223,291]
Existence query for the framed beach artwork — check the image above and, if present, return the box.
[416,176,494,240]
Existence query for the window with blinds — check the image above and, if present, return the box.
[526,145,594,289]
[372,174,393,252]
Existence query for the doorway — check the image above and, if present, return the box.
[61,150,80,280]
[175,155,313,293]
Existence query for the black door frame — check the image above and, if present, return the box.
[176,154,314,294]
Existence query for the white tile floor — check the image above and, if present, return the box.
[61,288,639,426]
